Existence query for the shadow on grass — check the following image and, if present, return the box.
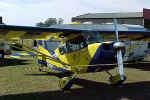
[0,78,150,100]
[125,61,150,71]
[25,72,73,78]
[0,58,30,67]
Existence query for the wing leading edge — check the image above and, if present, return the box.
[0,24,150,40]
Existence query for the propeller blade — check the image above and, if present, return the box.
[113,19,119,42]
[116,49,124,80]
[113,19,125,80]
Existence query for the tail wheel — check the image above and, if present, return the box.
[109,74,126,86]
[58,77,74,91]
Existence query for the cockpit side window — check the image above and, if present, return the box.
[82,32,103,44]
[59,43,67,54]
[59,36,87,55]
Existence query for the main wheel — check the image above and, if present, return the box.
[109,74,126,86]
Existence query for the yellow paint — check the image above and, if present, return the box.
[10,56,21,59]
[72,22,81,24]
[37,41,101,73]
[37,45,71,71]
[54,43,100,73]
[0,31,26,39]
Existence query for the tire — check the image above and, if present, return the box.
[109,75,126,86]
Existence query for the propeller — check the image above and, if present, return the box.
[113,19,125,80]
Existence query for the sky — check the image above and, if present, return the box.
[0,0,150,26]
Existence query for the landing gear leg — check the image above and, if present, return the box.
[58,74,76,92]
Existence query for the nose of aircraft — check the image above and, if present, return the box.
[87,42,118,72]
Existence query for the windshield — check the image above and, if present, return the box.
[46,40,60,51]
[37,40,60,51]
[82,32,103,44]
[59,35,87,54]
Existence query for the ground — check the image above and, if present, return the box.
[0,56,150,100]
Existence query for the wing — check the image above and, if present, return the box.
[0,24,83,40]
[0,24,150,41]
[50,24,150,41]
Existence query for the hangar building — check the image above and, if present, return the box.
[72,8,150,29]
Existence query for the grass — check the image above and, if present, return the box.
[0,56,150,100]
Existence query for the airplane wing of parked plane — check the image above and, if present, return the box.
[0,24,150,40]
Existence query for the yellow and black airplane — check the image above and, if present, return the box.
[0,19,150,91]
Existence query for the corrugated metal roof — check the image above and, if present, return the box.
[73,12,143,19]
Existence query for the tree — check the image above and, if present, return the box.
[58,18,64,24]
[36,18,64,27]
[36,22,46,27]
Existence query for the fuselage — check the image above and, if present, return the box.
[37,39,118,73]
[37,33,149,74]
